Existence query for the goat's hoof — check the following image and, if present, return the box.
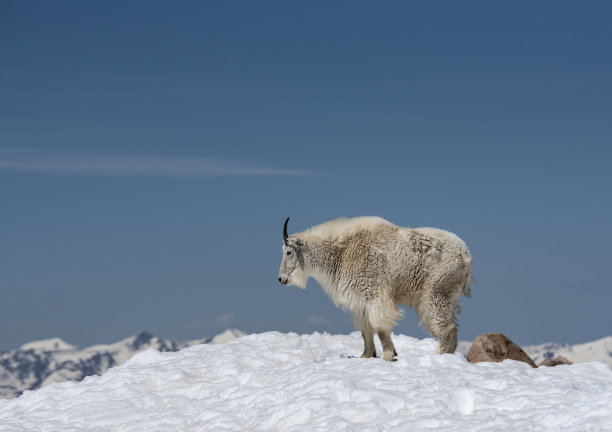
[360,352,376,359]
[382,350,396,361]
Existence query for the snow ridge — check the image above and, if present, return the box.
[0,332,611,431]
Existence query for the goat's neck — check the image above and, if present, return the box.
[302,237,342,286]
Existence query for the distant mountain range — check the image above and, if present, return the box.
[457,336,612,367]
[0,329,246,399]
[522,337,612,366]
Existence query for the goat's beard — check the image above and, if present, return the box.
[290,267,307,291]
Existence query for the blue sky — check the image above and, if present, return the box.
[1,1,611,351]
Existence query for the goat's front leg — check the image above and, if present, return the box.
[377,330,397,361]
[361,329,376,358]
[354,310,376,358]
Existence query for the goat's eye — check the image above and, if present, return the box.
[286,251,292,256]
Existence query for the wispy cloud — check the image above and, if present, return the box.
[214,313,236,327]
[0,150,318,177]
[185,319,208,329]
[186,312,236,330]
[306,314,331,325]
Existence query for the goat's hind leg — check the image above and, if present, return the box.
[427,294,459,354]
[417,278,462,354]
[435,322,458,354]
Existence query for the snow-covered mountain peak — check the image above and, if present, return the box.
[19,338,77,352]
[523,335,612,365]
[209,328,246,344]
[131,331,155,350]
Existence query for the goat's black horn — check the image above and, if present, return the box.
[283,217,290,244]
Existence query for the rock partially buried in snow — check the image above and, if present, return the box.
[540,356,573,367]
[467,333,537,368]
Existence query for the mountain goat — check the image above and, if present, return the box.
[278,216,472,360]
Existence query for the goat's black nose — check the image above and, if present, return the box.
[278,277,282,283]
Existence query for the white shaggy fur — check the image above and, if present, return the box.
[303,216,393,242]
[278,217,473,359]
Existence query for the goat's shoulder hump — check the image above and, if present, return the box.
[303,216,395,242]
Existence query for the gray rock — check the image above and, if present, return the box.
[467,333,537,368]
[539,356,573,367]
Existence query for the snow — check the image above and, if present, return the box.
[208,328,247,344]
[19,338,78,352]
[1,332,611,431]
[522,336,612,367]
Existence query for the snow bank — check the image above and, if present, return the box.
[1,332,611,431]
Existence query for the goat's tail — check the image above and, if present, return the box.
[462,258,474,299]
